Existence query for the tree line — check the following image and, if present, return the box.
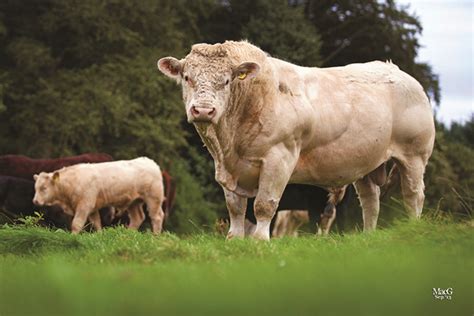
[0,0,471,232]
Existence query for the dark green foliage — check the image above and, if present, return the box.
[424,119,474,215]
[305,0,440,104]
[203,0,321,66]
[445,115,474,147]
[0,0,219,232]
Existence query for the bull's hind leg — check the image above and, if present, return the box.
[319,203,336,235]
[354,176,380,231]
[319,186,347,235]
[395,157,427,218]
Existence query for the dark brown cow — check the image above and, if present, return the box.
[0,153,113,229]
[0,175,72,228]
[0,153,113,180]
[162,170,176,216]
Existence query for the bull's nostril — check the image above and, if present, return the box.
[208,108,216,117]
[191,106,200,116]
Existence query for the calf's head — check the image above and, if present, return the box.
[157,43,260,124]
[33,172,60,206]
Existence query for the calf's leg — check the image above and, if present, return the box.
[127,202,145,230]
[146,199,165,234]
[71,202,93,234]
[272,211,290,238]
[88,211,102,232]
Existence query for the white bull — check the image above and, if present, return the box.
[158,41,435,240]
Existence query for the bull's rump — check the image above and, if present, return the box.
[288,61,433,187]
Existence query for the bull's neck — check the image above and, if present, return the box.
[193,77,275,191]
[194,120,237,169]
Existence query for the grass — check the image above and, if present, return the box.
[0,218,472,316]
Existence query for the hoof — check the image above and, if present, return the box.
[226,231,244,240]
[250,233,270,241]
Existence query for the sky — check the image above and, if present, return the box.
[397,0,473,125]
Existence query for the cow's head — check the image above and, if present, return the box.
[33,172,60,206]
[157,43,260,124]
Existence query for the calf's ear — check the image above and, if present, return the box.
[157,57,183,79]
[232,62,260,81]
[33,174,38,181]
[52,172,60,183]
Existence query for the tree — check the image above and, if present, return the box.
[0,0,221,233]
[304,0,440,105]
[201,0,322,66]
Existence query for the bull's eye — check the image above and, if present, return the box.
[225,79,229,85]
[184,75,189,82]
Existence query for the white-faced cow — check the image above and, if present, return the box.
[158,41,435,240]
[33,157,165,234]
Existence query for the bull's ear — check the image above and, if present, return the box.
[157,57,183,79]
[52,172,60,183]
[232,62,260,81]
[33,174,38,181]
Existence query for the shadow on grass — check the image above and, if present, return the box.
[0,226,82,255]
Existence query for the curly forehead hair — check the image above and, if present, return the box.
[190,43,228,58]
[184,41,267,73]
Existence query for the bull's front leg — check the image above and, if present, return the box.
[223,188,247,239]
[252,149,297,241]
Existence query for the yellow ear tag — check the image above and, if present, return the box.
[238,73,247,80]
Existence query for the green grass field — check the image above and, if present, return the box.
[0,218,472,316]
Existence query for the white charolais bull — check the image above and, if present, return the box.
[158,41,435,240]
[33,157,165,234]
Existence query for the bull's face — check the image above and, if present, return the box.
[33,172,59,206]
[157,56,259,124]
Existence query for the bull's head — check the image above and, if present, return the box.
[33,172,60,206]
[157,46,260,124]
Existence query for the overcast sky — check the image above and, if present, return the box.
[397,0,473,125]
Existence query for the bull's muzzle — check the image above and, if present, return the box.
[32,197,40,205]
[190,106,216,123]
